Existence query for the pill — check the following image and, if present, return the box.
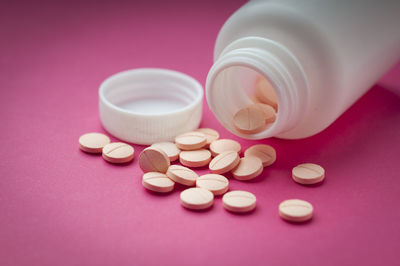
[209,139,241,157]
[180,187,214,210]
[209,151,240,174]
[252,103,276,123]
[142,172,174,193]
[194,128,220,147]
[179,149,211,168]
[255,76,278,110]
[196,174,229,195]
[279,199,313,222]
[175,131,207,151]
[138,147,170,173]
[78,132,110,153]
[102,142,134,164]
[292,163,325,185]
[232,156,263,181]
[166,165,198,186]
[222,190,256,213]
[151,142,180,162]
[233,105,266,134]
[244,144,276,167]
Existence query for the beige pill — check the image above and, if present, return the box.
[209,151,240,174]
[232,156,263,181]
[138,147,170,173]
[244,144,276,167]
[292,163,325,185]
[252,103,276,123]
[279,199,313,222]
[196,174,229,195]
[180,187,214,210]
[195,128,220,147]
[102,142,134,164]
[79,132,110,153]
[151,142,180,162]
[166,165,198,186]
[179,149,211,168]
[222,190,256,213]
[175,131,207,151]
[233,105,266,134]
[255,76,278,110]
[209,139,241,157]
[142,172,174,193]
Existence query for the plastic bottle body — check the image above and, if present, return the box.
[206,0,400,139]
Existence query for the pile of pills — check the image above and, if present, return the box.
[79,128,325,222]
[233,76,278,134]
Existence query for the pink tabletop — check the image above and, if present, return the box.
[1,1,400,265]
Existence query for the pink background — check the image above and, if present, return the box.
[1,1,400,265]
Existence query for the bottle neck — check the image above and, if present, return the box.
[206,37,309,139]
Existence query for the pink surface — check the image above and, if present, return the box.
[1,1,400,265]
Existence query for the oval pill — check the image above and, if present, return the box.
[151,142,180,162]
[142,172,174,193]
[102,142,134,164]
[233,105,266,134]
[209,139,241,157]
[244,144,276,167]
[232,156,263,181]
[209,151,240,174]
[222,190,256,213]
[255,76,278,110]
[195,128,220,147]
[292,163,325,185]
[179,149,211,168]
[138,147,170,173]
[279,199,313,222]
[175,131,207,151]
[79,132,110,153]
[196,174,229,195]
[180,187,214,210]
[166,165,198,186]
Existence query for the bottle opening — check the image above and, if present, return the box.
[207,64,280,139]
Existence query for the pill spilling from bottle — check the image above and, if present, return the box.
[79,127,324,221]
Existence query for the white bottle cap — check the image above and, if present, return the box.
[99,68,203,145]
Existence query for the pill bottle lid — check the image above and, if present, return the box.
[99,68,203,145]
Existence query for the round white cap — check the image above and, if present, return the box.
[99,68,203,145]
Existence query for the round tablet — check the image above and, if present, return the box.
[222,190,256,213]
[279,199,313,222]
[166,165,198,186]
[209,151,240,174]
[179,149,211,168]
[175,131,207,151]
[151,142,180,162]
[142,172,174,193]
[292,163,325,185]
[209,139,241,157]
[255,76,278,110]
[195,128,220,147]
[244,144,276,167]
[232,156,263,181]
[180,187,214,210]
[252,103,276,123]
[138,147,170,173]
[233,105,266,134]
[79,132,110,153]
[196,174,229,195]
[102,142,134,164]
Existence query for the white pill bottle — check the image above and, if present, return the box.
[206,0,400,139]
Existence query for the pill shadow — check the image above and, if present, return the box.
[102,159,134,167]
[181,204,214,213]
[143,188,175,197]
[280,217,314,226]
[223,207,258,216]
